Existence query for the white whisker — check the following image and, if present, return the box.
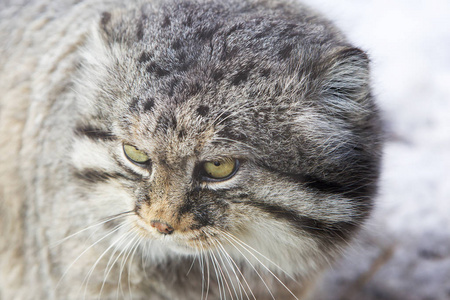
[216,241,255,300]
[220,234,276,300]
[55,222,128,293]
[199,241,211,300]
[50,212,133,249]
[80,229,133,300]
[208,250,224,300]
[196,241,206,300]
[221,231,299,300]
[127,235,143,300]
[208,235,241,300]
[98,231,135,299]
[186,251,198,276]
[222,231,296,281]
[116,233,140,299]
[210,247,234,300]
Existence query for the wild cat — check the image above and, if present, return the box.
[0,0,382,299]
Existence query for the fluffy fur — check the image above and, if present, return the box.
[0,0,382,299]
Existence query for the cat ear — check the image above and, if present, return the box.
[98,11,114,40]
[97,9,147,45]
[97,10,123,45]
[76,12,123,112]
[319,47,371,104]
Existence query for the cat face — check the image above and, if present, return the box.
[72,0,381,277]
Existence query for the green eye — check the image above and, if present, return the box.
[123,144,151,165]
[203,158,238,181]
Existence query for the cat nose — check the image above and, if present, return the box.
[150,220,174,235]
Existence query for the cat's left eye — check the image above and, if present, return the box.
[123,144,151,165]
[202,158,239,181]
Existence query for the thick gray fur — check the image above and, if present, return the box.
[0,0,382,299]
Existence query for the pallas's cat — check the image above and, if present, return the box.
[0,0,382,299]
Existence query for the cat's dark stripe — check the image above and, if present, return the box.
[262,164,375,201]
[302,174,375,200]
[244,200,356,239]
[113,156,147,179]
[74,124,116,141]
[74,169,131,183]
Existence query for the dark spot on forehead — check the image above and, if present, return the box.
[176,59,192,72]
[197,105,209,116]
[155,112,178,133]
[176,50,187,63]
[183,15,193,27]
[144,98,155,111]
[137,18,144,40]
[147,62,170,77]
[138,52,152,63]
[100,12,111,26]
[186,82,202,96]
[281,24,297,36]
[161,15,171,28]
[129,97,140,112]
[178,129,186,139]
[171,39,183,50]
[168,78,179,97]
[221,46,239,61]
[231,69,250,85]
[254,30,268,39]
[196,25,219,40]
[261,68,271,77]
[279,44,293,60]
[212,69,224,81]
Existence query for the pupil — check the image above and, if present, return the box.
[213,161,221,167]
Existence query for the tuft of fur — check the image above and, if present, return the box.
[0,0,382,299]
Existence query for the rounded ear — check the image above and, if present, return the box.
[96,8,148,46]
[97,10,124,45]
[320,47,371,103]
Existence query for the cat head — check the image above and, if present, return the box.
[72,0,382,275]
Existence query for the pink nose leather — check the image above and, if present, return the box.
[150,220,174,235]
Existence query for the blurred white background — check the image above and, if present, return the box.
[299,0,450,299]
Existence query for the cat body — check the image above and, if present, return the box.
[0,0,382,299]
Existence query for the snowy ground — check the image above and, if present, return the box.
[299,0,450,299]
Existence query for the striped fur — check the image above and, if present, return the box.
[0,0,382,299]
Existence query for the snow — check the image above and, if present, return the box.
[299,0,450,298]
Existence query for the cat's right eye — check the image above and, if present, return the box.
[202,158,239,182]
[123,144,151,166]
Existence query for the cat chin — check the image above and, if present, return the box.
[139,237,198,257]
[163,243,199,256]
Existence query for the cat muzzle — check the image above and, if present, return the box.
[150,220,175,235]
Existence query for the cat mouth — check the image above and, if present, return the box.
[133,218,221,253]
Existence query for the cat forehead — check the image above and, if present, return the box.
[100,0,340,96]
[123,97,248,163]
